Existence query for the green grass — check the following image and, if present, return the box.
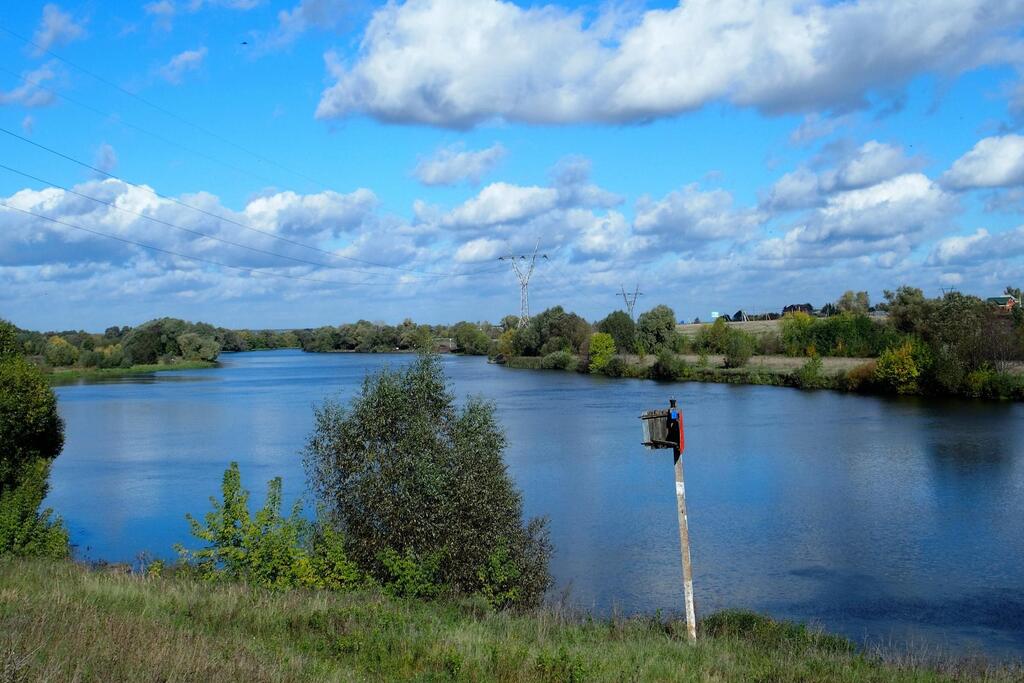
[1,560,1016,681]
[46,361,218,385]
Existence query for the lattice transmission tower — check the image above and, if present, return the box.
[499,245,547,328]
[619,283,643,320]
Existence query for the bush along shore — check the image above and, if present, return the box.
[493,287,1024,402]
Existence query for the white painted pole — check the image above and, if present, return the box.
[674,447,697,641]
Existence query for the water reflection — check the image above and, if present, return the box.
[49,350,1024,658]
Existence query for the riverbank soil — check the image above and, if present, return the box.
[1,560,1018,682]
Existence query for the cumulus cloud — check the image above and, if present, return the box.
[760,173,957,265]
[0,62,61,108]
[764,140,921,210]
[0,179,381,272]
[634,184,765,242]
[158,47,208,84]
[942,135,1024,190]
[443,182,558,229]
[317,0,1024,128]
[32,4,86,55]
[414,143,506,186]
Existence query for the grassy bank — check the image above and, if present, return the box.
[503,353,1024,400]
[1,559,1015,682]
[45,360,218,385]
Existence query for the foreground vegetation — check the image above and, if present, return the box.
[4,559,1019,683]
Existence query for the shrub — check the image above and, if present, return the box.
[0,459,68,558]
[541,350,577,371]
[651,349,688,381]
[723,331,755,368]
[793,355,825,389]
[843,361,878,391]
[875,343,920,394]
[601,356,627,377]
[304,355,552,608]
[587,333,616,373]
[0,319,19,358]
[177,463,361,591]
[781,312,816,356]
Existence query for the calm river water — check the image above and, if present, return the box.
[49,350,1024,657]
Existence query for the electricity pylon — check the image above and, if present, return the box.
[619,284,643,320]
[499,245,547,328]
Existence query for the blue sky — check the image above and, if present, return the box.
[2,0,1023,331]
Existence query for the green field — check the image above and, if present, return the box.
[1,559,1016,682]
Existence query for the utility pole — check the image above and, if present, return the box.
[618,283,643,320]
[640,398,697,642]
[499,244,547,328]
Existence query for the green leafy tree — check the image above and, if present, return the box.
[636,305,678,351]
[881,287,934,335]
[176,333,220,362]
[44,336,79,367]
[596,311,636,353]
[304,355,551,608]
[0,353,68,557]
[588,333,616,373]
[0,320,19,358]
[836,290,870,314]
[452,322,491,355]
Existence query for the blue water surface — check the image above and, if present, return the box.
[48,350,1024,658]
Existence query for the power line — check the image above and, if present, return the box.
[0,200,438,289]
[0,126,496,279]
[0,63,284,189]
[0,23,330,193]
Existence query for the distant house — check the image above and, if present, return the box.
[783,303,814,315]
[986,296,1018,313]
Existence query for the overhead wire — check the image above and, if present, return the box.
[0,63,285,190]
[0,23,331,193]
[0,126,500,279]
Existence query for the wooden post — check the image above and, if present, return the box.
[674,447,697,642]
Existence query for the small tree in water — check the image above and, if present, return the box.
[304,354,552,608]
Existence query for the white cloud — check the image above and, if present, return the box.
[634,184,765,242]
[442,182,559,229]
[0,62,61,108]
[21,116,34,135]
[158,47,208,84]
[764,140,920,210]
[942,135,1024,190]
[414,143,506,186]
[32,4,86,55]
[317,0,1024,128]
